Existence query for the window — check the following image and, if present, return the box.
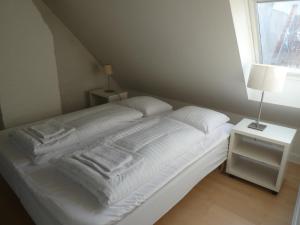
[251,0,300,69]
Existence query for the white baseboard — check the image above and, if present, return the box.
[289,152,300,165]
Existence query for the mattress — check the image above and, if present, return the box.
[0,122,232,225]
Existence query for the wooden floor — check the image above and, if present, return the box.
[155,163,300,225]
[1,163,299,225]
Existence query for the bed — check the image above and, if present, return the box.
[0,97,233,225]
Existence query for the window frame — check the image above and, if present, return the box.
[248,0,262,64]
[248,0,300,78]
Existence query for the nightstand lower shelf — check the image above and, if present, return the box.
[230,155,279,191]
[232,137,283,169]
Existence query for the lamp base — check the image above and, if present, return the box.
[248,122,267,131]
[104,89,115,93]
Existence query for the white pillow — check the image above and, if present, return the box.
[117,96,173,116]
[168,106,229,133]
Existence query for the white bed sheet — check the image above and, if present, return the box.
[0,123,232,225]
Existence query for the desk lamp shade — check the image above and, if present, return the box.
[247,64,286,93]
[247,64,287,131]
[103,64,113,76]
[103,64,114,93]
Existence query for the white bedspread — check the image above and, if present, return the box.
[8,104,143,164]
[62,104,143,142]
[108,118,190,152]
[54,117,205,206]
[0,103,232,225]
[21,123,232,225]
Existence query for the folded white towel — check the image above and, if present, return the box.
[10,124,77,158]
[26,127,75,145]
[29,120,66,139]
[54,147,144,205]
[54,117,205,206]
[73,145,133,175]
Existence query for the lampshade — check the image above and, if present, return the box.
[103,64,113,76]
[247,64,287,93]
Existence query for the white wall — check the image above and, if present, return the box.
[41,0,260,115]
[0,0,121,128]
[229,0,254,81]
[0,0,62,128]
[33,0,120,113]
[42,0,300,160]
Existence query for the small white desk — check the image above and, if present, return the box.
[226,118,296,193]
[88,89,128,106]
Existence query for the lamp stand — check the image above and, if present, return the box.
[248,91,267,131]
[104,75,115,93]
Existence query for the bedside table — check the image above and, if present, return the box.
[88,88,128,106]
[226,118,296,193]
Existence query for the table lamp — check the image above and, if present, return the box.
[103,64,114,93]
[247,64,287,131]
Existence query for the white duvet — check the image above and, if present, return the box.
[10,104,143,164]
[19,123,232,225]
[64,104,143,142]
[54,117,205,206]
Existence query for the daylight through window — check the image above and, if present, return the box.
[256,0,300,69]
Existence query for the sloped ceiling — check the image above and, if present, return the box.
[43,0,300,126]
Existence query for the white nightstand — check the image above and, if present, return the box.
[226,118,296,193]
[88,88,128,106]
